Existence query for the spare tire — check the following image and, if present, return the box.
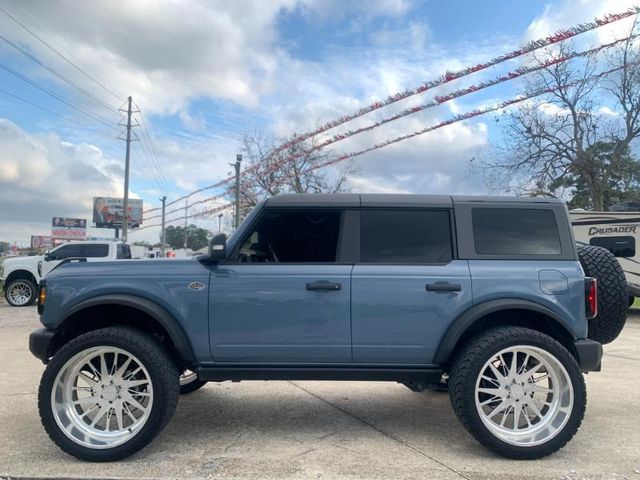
[577,245,628,344]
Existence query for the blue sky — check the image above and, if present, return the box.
[0,0,636,244]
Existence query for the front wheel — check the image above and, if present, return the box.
[5,278,37,306]
[449,327,586,459]
[38,327,180,461]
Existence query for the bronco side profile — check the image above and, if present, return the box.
[29,194,624,462]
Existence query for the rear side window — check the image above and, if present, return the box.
[84,244,109,258]
[472,208,561,255]
[117,244,132,259]
[590,236,635,257]
[236,210,341,263]
[360,210,452,263]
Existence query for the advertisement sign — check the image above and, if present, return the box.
[51,217,87,229]
[31,235,53,248]
[51,217,87,240]
[93,197,143,229]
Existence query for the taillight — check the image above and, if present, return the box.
[585,277,597,320]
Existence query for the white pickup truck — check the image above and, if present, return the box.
[1,241,131,306]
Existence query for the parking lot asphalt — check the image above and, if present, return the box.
[0,302,639,480]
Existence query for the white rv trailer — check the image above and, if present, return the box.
[570,210,640,300]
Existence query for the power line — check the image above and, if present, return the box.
[0,62,120,131]
[0,86,116,139]
[0,2,124,102]
[0,32,120,114]
[134,103,170,193]
[152,6,640,211]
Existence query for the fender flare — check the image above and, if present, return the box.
[433,299,576,364]
[58,294,195,364]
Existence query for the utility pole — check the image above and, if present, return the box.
[119,96,138,242]
[160,195,167,256]
[218,213,223,235]
[184,199,188,249]
[233,154,242,228]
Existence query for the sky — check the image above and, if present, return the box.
[0,0,637,246]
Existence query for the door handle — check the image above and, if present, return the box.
[306,282,342,291]
[426,282,461,292]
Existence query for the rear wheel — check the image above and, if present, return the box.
[179,370,206,394]
[449,327,586,459]
[38,327,179,461]
[5,277,37,306]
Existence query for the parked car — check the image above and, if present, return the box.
[1,241,131,306]
[29,194,626,461]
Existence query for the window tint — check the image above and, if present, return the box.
[360,210,452,263]
[472,208,561,255]
[236,210,341,263]
[590,236,635,257]
[51,244,83,259]
[85,244,109,258]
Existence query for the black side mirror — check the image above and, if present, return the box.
[44,252,52,261]
[209,234,227,261]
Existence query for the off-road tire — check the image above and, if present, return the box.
[38,326,180,461]
[577,245,628,344]
[449,326,586,460]
[4,277,37,306]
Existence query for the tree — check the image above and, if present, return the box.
[163,225,210,250]
[481,33,640,210]
[0,241,9,254]
[230,130,358,217]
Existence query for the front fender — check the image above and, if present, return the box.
[58,294,196,364]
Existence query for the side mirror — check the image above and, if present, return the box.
[44,252,52,261]
[209,234,227,261]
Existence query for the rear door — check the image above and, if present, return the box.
[351,208,472,364]
[209,208,353,363]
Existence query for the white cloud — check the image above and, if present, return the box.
[0,119,123,243]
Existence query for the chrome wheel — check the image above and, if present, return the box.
[51,347,153,449]
[7,280,33,306]
[475,346,573,447]
[179,370,198,386]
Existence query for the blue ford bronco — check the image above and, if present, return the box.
[29,194,628,461]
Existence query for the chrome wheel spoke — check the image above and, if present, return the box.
[51,346,153,449]
[475,345,574,447]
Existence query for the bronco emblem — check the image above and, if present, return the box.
[187,281,206,291]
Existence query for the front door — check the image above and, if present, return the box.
[209,208,352,363]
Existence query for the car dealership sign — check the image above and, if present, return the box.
[51,217,87,240]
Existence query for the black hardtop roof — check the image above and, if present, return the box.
[264,193,564,208]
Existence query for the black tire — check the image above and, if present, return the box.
[38,327,180,461]
[179,371,207,394]
[4,277,37,307]
[629,296,635,308]
[577,245,628,344]
[449,327,586,460]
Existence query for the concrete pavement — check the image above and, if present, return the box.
[0,302,639,480]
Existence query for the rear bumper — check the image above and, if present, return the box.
[29,327,56,364]
[574,338,603,372]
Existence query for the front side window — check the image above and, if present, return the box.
[472,208,561,255]
[360,209,453,264]
[235,210,341,263]
[50,244,83,260]
[590,236,635,257]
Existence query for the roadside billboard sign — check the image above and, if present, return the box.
[93,197,143,229]
[51,217,87,240]
[31,235,53,248]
